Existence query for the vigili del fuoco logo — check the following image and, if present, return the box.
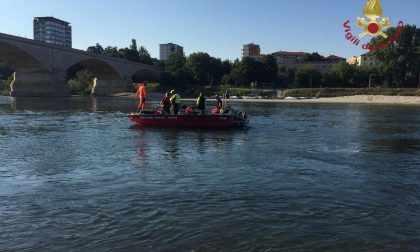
[343,0,403,51]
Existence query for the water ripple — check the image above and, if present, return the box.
[1,98,420,251]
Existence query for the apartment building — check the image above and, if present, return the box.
[159,43,184,61]
[33,17,72,48]
[241,43,261,58]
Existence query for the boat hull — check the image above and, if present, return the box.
[127,113,247,128]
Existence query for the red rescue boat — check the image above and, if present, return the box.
[127,108,248,128]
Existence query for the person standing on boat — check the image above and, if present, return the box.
[216,95,223,109]
[136,81,147,113]
[170,90,181,115]
[160,91,171,114]
[196,93,206,114]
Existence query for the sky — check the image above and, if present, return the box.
[0,0,419,61]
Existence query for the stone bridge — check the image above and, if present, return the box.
[0,32,160,96]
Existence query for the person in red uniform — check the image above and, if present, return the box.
[160,91,171,114]
[136,81,147,113]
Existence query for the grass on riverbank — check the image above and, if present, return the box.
[148,84,278,98]
[282,88,420,98]
[150,83,420,99]
[5,81,419,99]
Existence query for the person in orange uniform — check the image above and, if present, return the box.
[136,81,147,113]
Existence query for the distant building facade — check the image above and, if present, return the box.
[325,55,346,63]
[271,51,307,65]
[270,51,345,85]
[241,43,261,58]
[347,56,358,65]
[271,51,345,74]
[159,43,183,61]
[347,53,376,66]
[33,17,72,48]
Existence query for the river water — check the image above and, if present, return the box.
[1,96,420,251]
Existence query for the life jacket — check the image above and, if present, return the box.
[197,96,206,109]
[185,106,193,114]
[170,94,181,104]
[136,85,147,98]
[162,96,171,106]
[211,108,220,114]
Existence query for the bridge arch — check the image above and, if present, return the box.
[0,40,49,72]
[0,40,69,96]
[65,58,127,96]
[131,68,160,83]
[0,32,161,96]
[66,58,121,79]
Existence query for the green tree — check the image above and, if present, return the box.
[87,43,104,55]
[161,69,192,91]
[261,54,278,85]
[165,52,186,74]
[303,52,325,62]
[0,65,13,93]
[68,69,94,95]
[222,60,233,76]
[221,74,233,86]
[186,52,212,85]
[352,65,380,88]
[138,46,153,65]
[229,59,243,87]
[130,39,138,51]
[327,61,355,87]
[119,48,139,62]
[286,68,296,86]
[240,57,264,86]
[294,65,322,88]
[152,58,164,69]
[370,24,419,87]
[119,39,141,62]
[0,80,8,93]
[208,57,225,86]
[86,40,152,65]
[102,46,123,58]
[219,60,234,86]
[0,65,14,81]
[163,52,191,89]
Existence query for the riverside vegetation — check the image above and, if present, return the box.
[0,25,418,96]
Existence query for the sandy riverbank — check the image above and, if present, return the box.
[188,95,420,105]
[238,95,420,105]
[112,93,420,105]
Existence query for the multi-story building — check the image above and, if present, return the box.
[33,17,72,48]
[347,53,376,66]
[241,43,261,58]
[159,43,183,61]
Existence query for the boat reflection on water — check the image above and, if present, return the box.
[130,125,247,167]
[134,127,147,168]
[128,104,249,168]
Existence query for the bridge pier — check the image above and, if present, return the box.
[11,71,70,97]
[92,77,130,96]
